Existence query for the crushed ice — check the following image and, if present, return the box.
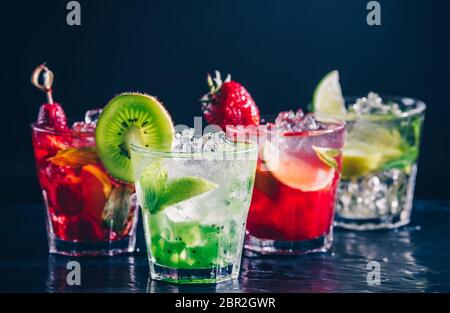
[349,92,402,115]
[72,108,103,132]
[275,108,322,132]
[172,128,229,153]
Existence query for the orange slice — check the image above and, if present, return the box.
[81,164,113,221]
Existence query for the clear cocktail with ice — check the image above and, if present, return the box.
[335,94,425,229]
[312,71,426,230]
[131,130,257,283]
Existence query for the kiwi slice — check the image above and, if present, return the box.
[96,93,174,182]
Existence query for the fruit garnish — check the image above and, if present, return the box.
[81,164,113,222]
[47,135,70,150]
[95,93,175,182]
[312,146,340,169]
[253,160,280,198]
[342,148,382,179]
[263,141,335,192]
[380,146,418,172]
[342,127,408,178]
[139,162,217,214]
[31,64,68,131]
[158,177,217,211]
[36,103,68,131]
[48,147,99,168]
[200,71,260,130]
[101,186,133,233]
[313,70,347,116]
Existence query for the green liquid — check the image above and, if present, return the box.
[146,212,240,269]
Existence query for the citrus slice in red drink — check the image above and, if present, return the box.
[81,164,112,221]
[263,141,335,192]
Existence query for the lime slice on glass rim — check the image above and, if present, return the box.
[313,70,347,116]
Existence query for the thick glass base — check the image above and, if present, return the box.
[244,232,332,255]
[335,166,416,231]
[48,235,137,257]
[334,213,410,230]
[149,263,238,284]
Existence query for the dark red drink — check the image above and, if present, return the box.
[32,125,138,255]
[30,63,138,256]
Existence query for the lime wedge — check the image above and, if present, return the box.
[342,148,382,179]
[379,147,404,165]
[312,146,340,169]
[313,70,347,116]
[156,177,217,212]
[138,162,217,214]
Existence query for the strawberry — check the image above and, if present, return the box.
[32,64,68,131]
[200,71,260,130]
[37,102,68,131]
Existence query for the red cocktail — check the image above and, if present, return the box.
[229,112,345,254]
[31,64,138,256]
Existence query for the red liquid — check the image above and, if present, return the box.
[31,126,137,243]
[235,123,345,243]
[247,158,341,241]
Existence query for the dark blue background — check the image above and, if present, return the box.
[1,0,449,203]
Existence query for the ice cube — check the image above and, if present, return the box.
[72,121,96,133]
[275,109,312,132]
[181,128,195,139]
[165,202,205,224]
[164,206,187,223]
[85,108,103,124]
[172,128,229,153]
[294,108,305,120]
[172,132,183,151]
[349,92,402,116]
[192,136,203,153]
[275,110,295,125]
[300,114,320,131]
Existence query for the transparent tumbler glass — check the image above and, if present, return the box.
[31,124,139,256]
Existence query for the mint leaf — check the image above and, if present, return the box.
[380,146,418,171]
[102,186,133,233]
[139,161,168,212]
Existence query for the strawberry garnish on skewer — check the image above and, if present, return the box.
[200,71,260,130]
[31,63,68,131]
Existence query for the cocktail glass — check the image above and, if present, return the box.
[334,97,426,230]
[229,117,346,255]
[130,140,257,283]
[31,124,139,256]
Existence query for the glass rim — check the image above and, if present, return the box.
[226,115,346,138]
[319,96,426,122]
[130,139,258,158]
[31,123,95,137]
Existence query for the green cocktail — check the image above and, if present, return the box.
[313,71,425,230]
[131,131,257,283]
